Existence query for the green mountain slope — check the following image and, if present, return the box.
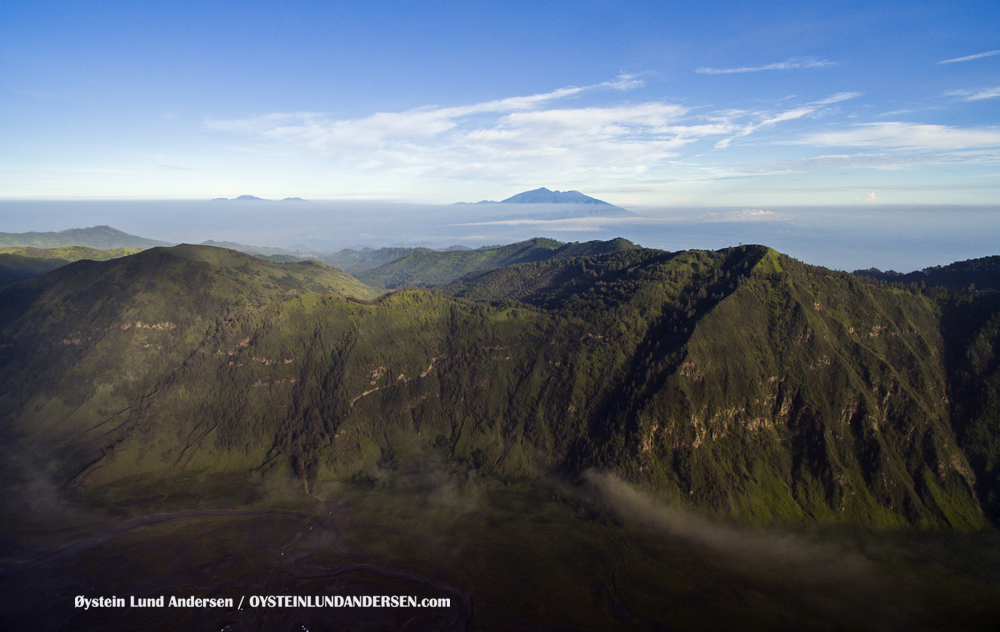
[0,225,169,249]
[0,246,141,285]
[198,239,303,258]
[353,237,639,289]
[855,255,1000,291]
[2,241,995,531]
[319,246,419,275]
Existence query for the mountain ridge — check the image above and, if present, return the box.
[347,237,640,289]
[0,225,170,250]
[2,241,997,531]
[0,245,141,285]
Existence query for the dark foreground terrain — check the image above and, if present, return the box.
[3,478,999,631]
[3,239,1000,629]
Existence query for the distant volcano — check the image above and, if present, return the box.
[211,195,308,202]
[500,187,614,205]
[212,195,269,201]
[456,187,634,218]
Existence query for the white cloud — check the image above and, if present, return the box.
[796,123,1000,150]
[964,86,1000,101]
[943,86,1000,101]
[206,76,653,158]
[939,49,1000,64]
[865,192,881,202]
[207,79,757,185]
[209,87,856,169]
[712,93,860,149]
[600,74,646,91]
[713,106,816,149]
[700,209,784,222]
[696,57,835,75]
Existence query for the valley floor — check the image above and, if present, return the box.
[2,478,999,631]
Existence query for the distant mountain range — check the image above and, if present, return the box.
[211,195,307,202]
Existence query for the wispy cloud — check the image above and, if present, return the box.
[600,74,646,91]
[209,86,853,185]
[713,93,860,149]
[207,75,653,156]
[696,57,835,75]
[946,86,1000,101]
[967,86,1000,101]
[939,49,1000,64]
[206,80,995,196]
[812,92,862,105]
[714,108,812,149]
[796,122,1000,150]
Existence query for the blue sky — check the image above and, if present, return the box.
[2,0,999,206]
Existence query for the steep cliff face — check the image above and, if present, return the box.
[0,243,994,529]
[616,255,980,528]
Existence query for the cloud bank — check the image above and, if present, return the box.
[207,80,865,187]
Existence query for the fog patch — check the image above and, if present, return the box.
[0,449,105,536]
[579,470,920,631]
[314,458,486,519]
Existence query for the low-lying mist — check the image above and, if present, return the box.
[3,456,998,630]
[577,470,915,630]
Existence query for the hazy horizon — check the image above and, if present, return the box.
[2,198,998,272]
